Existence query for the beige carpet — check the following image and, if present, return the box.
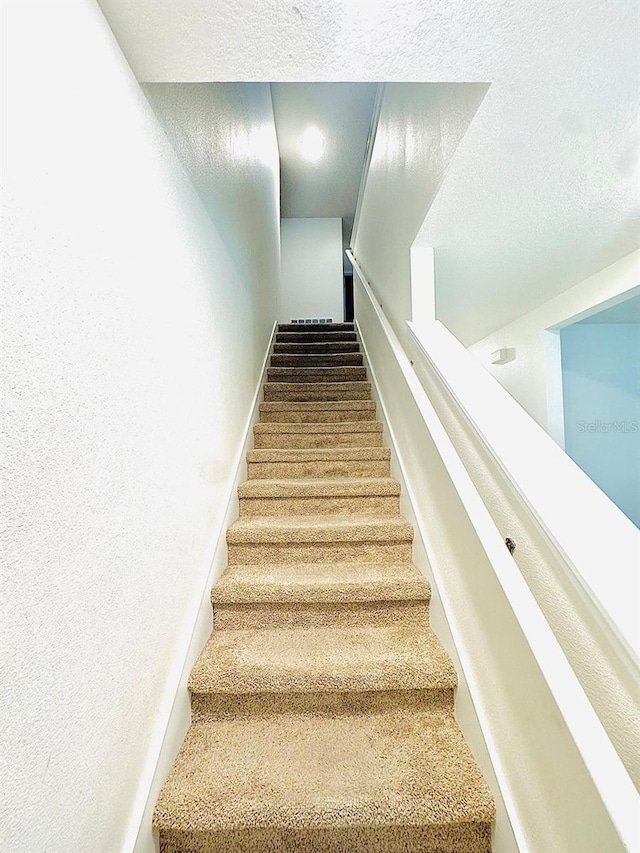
[153,323,495,852]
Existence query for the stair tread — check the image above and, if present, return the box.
[254,421,382,434]
[247,447,390,462]
[278,323,354,332]
[189,624,457,695]
[268,367,366,378]
[239,477,399,497]
[268,364,365,376]
[273,344,361,355]
[212,561,429,603]
[276,332,357,340]
[270,353,363,366]
[264,383,372,402]
[260,400,375,411]
[265,381,370,390]
[154,708,495,832]
[227,515,413,544]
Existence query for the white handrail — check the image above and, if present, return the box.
[405,318,639,664]
[348,249,639,851]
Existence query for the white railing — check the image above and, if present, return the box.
[348,249,639,852]
[406,318,639,662]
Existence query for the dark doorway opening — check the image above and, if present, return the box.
[343,273,354,322]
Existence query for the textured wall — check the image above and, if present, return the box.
[0,3,279,852]
[97,0,640,346]
[352,83,488,342]
[470,251,640,429]
[141,82,280,333]
[280,218,344,322]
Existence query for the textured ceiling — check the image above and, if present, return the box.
[97,0,640,343]
[271,83,377,265]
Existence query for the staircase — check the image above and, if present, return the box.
[153,323,495,852]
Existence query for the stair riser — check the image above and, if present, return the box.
[270,354,363,367]
[276,332,357,343]
[264,385,371,402]
[238,495,400,517]
[190,688,453,722]
[253,432,384,449]
[267,367,367,383]
[158,822,492,853]
[259,409,376,423]
[213,599,430,630]
[273,343,361,356]
[278,323,354,333]
[212,577,429,605]
[255,422,382,435]
[247,460,391,478]
[264,391,372,403]
[227,541,413,565]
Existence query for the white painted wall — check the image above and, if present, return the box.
[351,83,488,343]
[0,3,279,853]
[352,268,633,852]
[470,250,640,430]
[279,217,344,322]
[141,82,281,326]
[95,0,640,348]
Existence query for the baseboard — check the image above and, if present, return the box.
[124,321,277,853]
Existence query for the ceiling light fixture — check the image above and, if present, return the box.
[300,125,325,162]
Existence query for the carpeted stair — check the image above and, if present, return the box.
[154,322,495,852]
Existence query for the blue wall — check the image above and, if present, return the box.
[561,323,640,527]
